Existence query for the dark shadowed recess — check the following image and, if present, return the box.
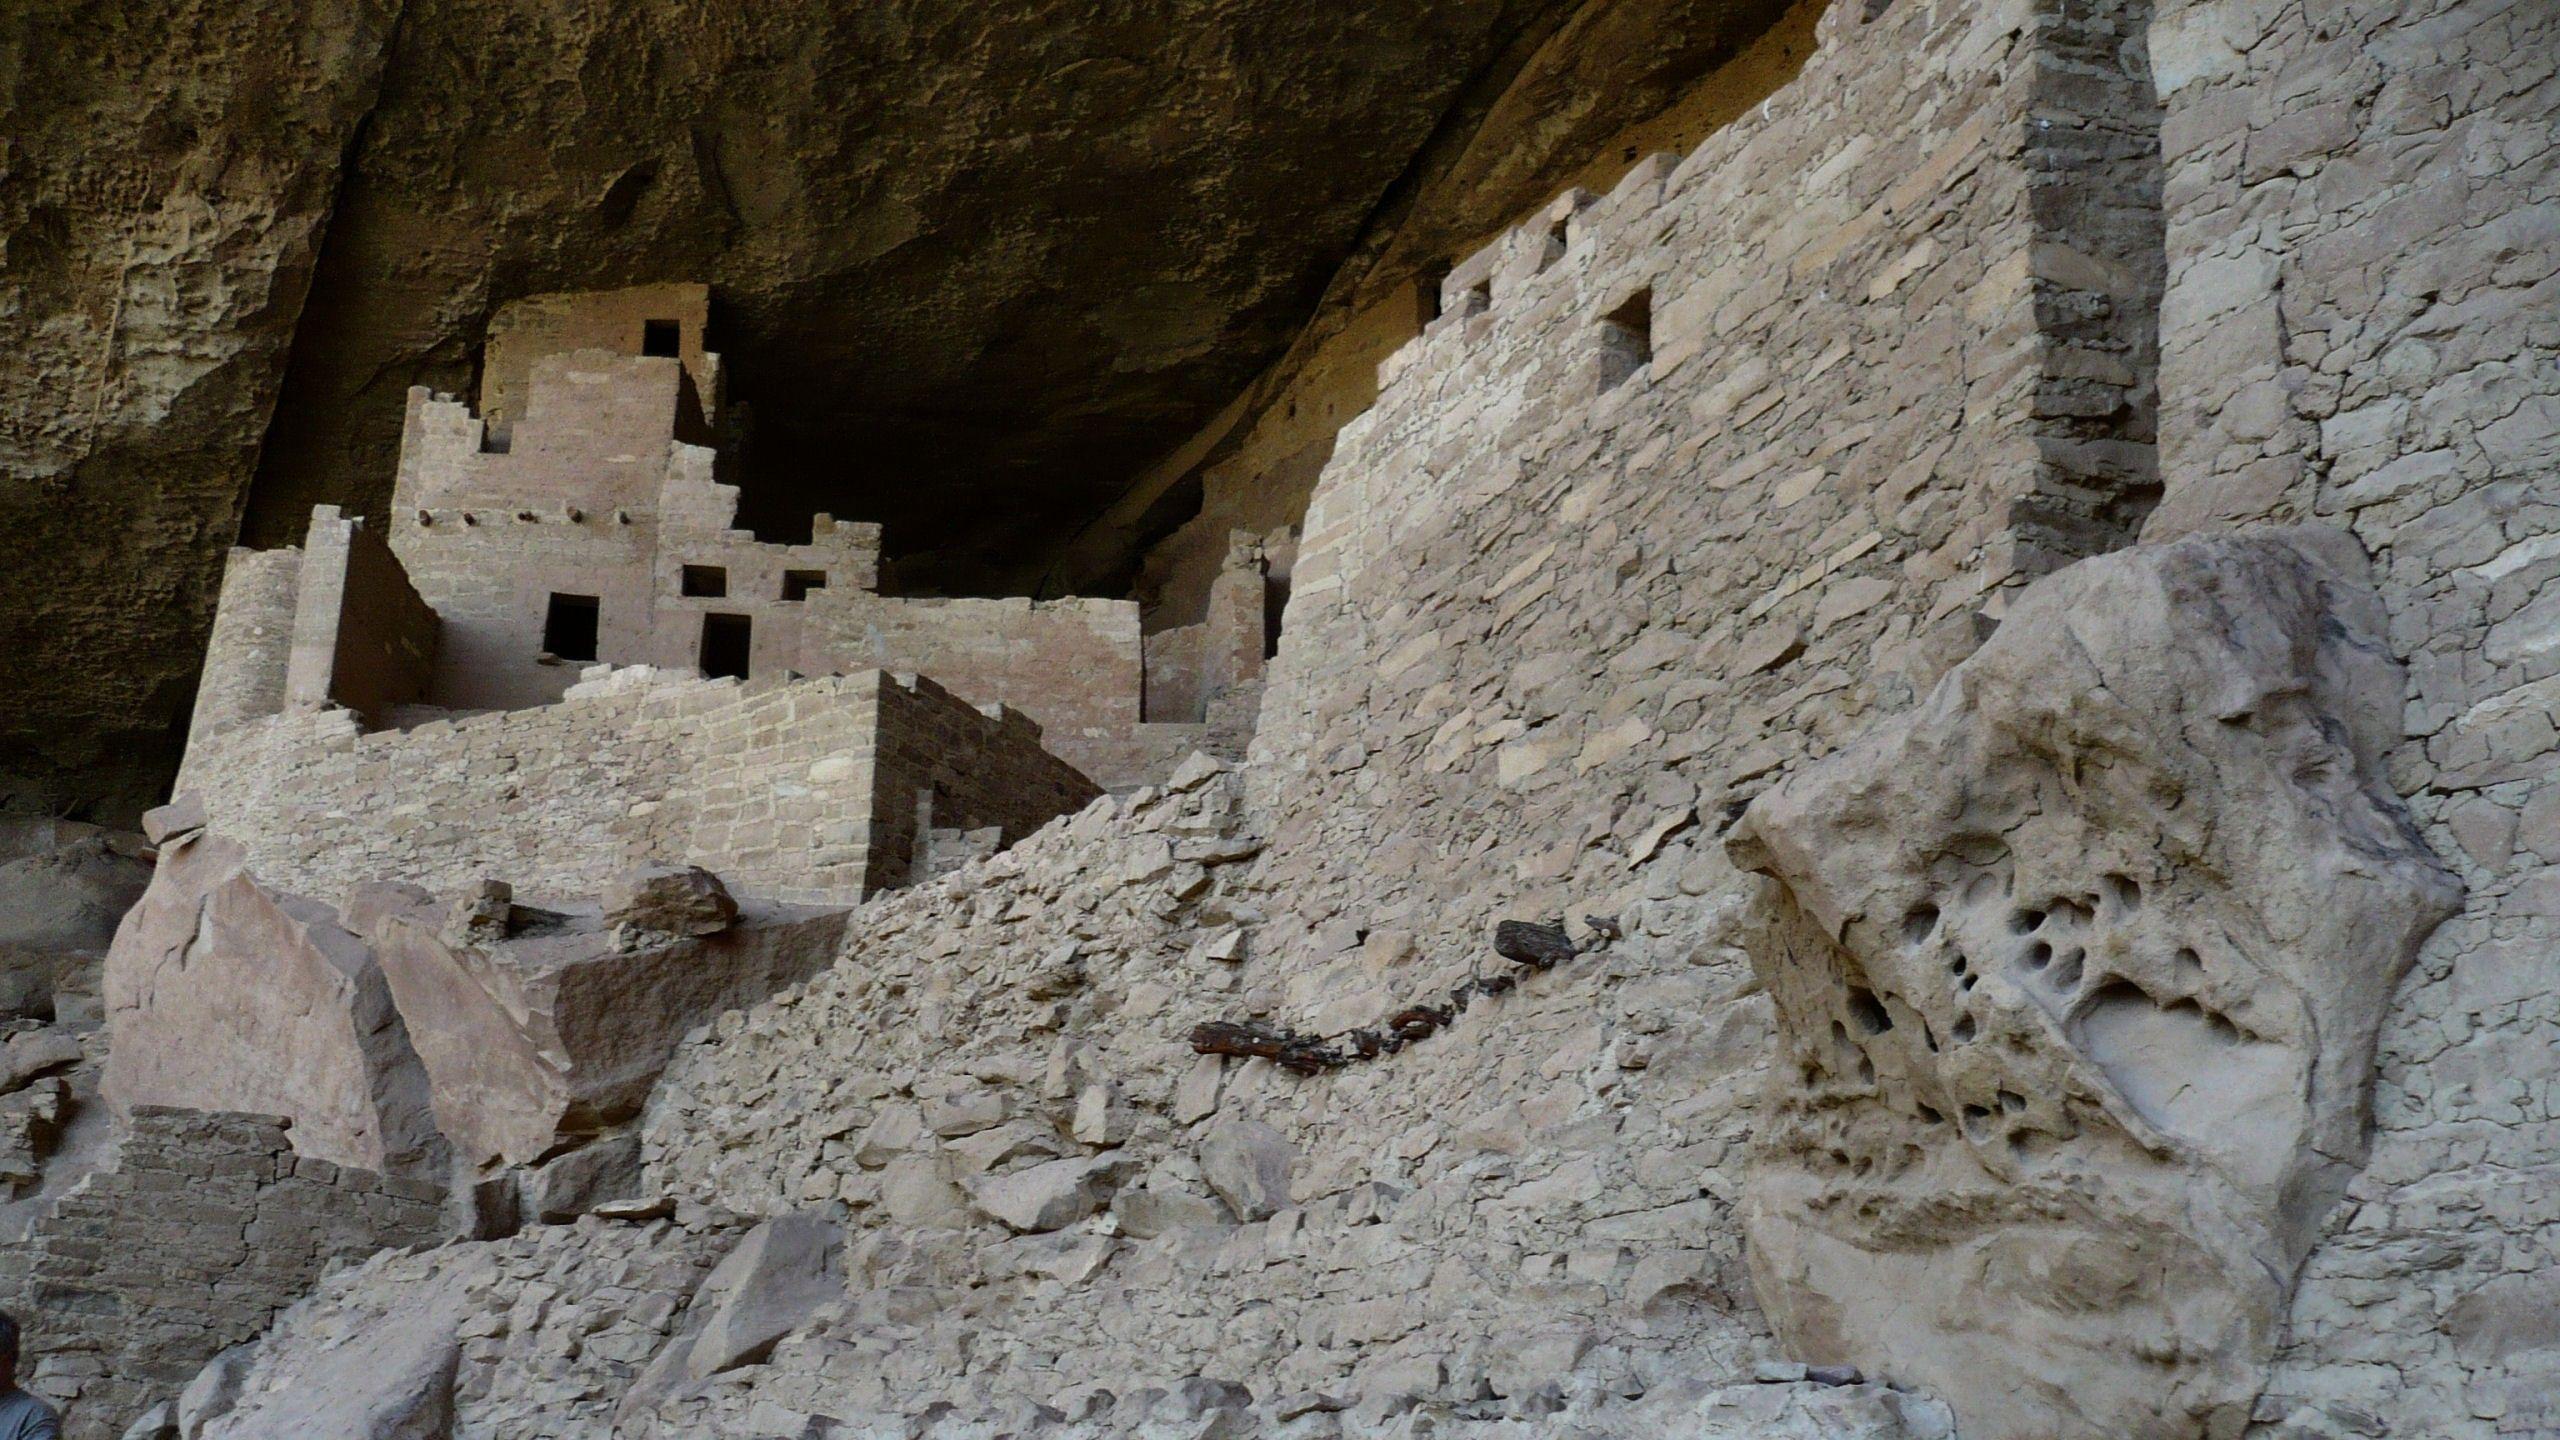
[241,0,1800,598]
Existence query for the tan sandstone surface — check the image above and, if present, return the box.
[1,0,2554,1437]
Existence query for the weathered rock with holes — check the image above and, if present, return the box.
[1727,527,2462,1440]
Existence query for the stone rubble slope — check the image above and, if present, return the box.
[630,756,1791,1434]
[76,0,2560,1433]
[172,745,1840,1437]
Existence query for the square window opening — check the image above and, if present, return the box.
[680,563,728,598]
[1597,287,1654,391]
[781,569,827,602]
[542,593,600,663]
[642,319,682,357]
[699,613,752,681]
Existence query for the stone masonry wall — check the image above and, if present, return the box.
[1248,0,2161,996]
[178,667,1092,907]
[2143,4,2560,1435]
[0,1107,442,1440]
[807,591,1152,788]
[476,283,721,438]
[865,671,1104,892]
[624,0,2177,1429]
[377,344,1164,785]
[184,547,302,754]
[283,506,437,725]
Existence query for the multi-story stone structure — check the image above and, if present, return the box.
[15,1,2556,1437]
[180,286,1277,907]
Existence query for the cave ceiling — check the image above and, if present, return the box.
[243,0,1797,592]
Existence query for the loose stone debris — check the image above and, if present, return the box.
[2,0,2551,1436]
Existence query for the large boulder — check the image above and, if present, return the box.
[99,832,444,1177]
[1726,527,2462,1440]
[194,1248,498,1440]
[600,865,738,940]
[368,881,847,1172]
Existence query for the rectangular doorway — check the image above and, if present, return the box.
[699,613,751,680]
[542,593,599,662]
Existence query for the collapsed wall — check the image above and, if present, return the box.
[0,1108,441,1438]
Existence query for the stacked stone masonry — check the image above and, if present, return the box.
[188,282,1272,794]
[2144,3,2560,1434]
[0,1108,441,1440]
[36,0,2560,1437]
[178,666,1098,906]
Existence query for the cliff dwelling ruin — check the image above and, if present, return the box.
[0,0,2553,1437]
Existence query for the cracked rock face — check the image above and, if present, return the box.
[1726,527,2461,1440]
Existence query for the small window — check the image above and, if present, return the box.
[680,564,727,598]
[642,319,682,357]
[781,569,827,602]
[542,593,599,662]
[699,613,751,681]
[1597,287,1653,391]
[1263,575,1290,661]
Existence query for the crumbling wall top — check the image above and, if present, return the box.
[480,282,719,434]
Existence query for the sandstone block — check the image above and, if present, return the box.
[970,1154,1121,1233]
[1726,528,2461,1440]
[1109,1186,1228,1239]
[522,1134,642,1223]
[1198,1119,1293,1222]
[371,889,847,1171]
[101,835,444,1177]
[600,865,739,937]
[139,796,206,849]
[625,1214,842,1415]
